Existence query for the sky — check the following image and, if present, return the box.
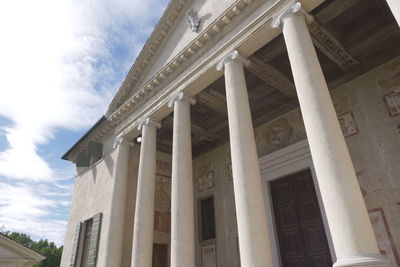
[0,0,170,246]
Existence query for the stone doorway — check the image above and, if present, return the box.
[270,169,332,267]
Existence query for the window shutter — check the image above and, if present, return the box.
[70,222,82,267]
[85,213,102,267]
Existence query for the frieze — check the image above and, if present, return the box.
[308,20,359,72]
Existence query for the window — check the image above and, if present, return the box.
[199,196,216,241]
[70,213,102,267]
[79,219,93,267]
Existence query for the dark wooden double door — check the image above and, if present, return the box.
[270,169,333,267]
[152,244,168,267]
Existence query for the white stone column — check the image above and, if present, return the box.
[131,117,161,267]
[168,92,196,267]
[272,2,386,266]
[104,137,133,266]
[217,51,273,267]
[387,0,400,27]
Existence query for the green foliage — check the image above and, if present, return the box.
[0,227,62,267]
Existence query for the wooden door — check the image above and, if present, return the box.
[152,243,168,267]
[270,169,332,267]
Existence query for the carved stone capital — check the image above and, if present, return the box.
[138,117,161,130]
[216,50,250,71]
[168,92,196,107]
[113,137,134,149]
[271,1,310,28]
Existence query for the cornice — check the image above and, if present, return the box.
[107,0,258,123]
[107,0,191,116]
[64,118,118,162]
[114,0,286,139]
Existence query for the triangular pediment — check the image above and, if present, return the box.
[0,235,45,261]
[107,0,238,116]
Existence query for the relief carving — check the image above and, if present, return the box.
[197,162,214,192]
[338,112,359,137]
[186,9,200,33]
[265,118,293,146]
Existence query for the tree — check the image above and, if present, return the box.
[0,228,62,267]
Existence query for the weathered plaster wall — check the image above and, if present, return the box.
[192,57,400,266]
[330,56,400,266]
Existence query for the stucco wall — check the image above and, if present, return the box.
[60,139,141,267]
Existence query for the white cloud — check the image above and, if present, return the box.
[0,0,169,245]
[0,182,69,245]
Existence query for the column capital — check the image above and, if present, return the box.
[216,50,250,71]
[113,137,134,149]
[168,92,196,107]
[271,1,311,28]
[138,117,161,130]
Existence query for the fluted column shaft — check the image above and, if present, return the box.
[272,2,385,266]
[131,118,161,267]
[104,137,132,266]
[217,51,273,267]
[169,92,196,267]
[387,0,400,27]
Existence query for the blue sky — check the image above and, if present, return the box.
[0,0,169,245]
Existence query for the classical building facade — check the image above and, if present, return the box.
[60,0,400,266]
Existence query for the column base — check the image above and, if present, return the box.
[333,254,387,267]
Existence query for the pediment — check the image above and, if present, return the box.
[106,0,238,117]
[0,235,44,261]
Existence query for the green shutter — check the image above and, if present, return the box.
[70,222,82,267]
[86,213,102,267]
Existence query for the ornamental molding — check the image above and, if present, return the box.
[66,119,118,163]
[271,1,310,28]
[107,0,258,123]
[138,117,162,130]
[107,0,190,116]
[113,137,135,149]
[216,50,250,71]
[308,20,359,71]
[168,91,196,107]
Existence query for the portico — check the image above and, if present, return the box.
[61,0,400,267]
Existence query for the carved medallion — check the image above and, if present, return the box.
[266,118,293,145]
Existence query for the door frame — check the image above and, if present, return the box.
[259,139,336,267]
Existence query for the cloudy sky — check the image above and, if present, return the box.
[0,0,169,245]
